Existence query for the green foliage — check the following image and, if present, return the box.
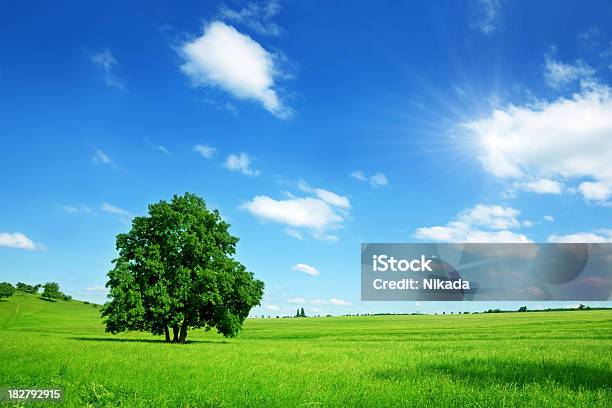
[0,282,15,299]
[41,282,63,300]
[16,282,40,293]
[518,306,528,312]
[101,193,264,342]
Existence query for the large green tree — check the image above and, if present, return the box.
[101,193,264,343]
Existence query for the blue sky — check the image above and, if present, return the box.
[1,0,612,316]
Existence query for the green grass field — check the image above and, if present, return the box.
[1,292,611,407]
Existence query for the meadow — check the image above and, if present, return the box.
[1,292,611,407]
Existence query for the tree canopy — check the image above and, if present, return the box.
[0,282,15,299]
[41,282,63,300]
[101,193,264,343]
[16,282,41,293]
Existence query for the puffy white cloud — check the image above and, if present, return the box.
[329,298,352,306]
[217,0,282,37]
[224,153,260,176]
[351,170,389,187]
[193,144,216,158]
[243,195,342,232]
[291,263,320,276]
[310,298,329,305]
[548,230,612,243]
[0,232,40,250]
[414,204,532,243]
[544,54,595,89]
[242,183,349,240]
[91,50,125,90]
[543,215,555,222]
[179,21,291,118]
[287,297,305,304]
[466,82,612,204]
[264,304,281,311]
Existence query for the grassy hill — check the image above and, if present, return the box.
[1,292,611,407]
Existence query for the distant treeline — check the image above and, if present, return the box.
[254,304,611,319]
[0,281,72,301]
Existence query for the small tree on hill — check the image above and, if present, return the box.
[41,282,62,300]
[101,193,264,343]
[0,282,15,299]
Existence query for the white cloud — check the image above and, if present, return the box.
[543,215,555,222]
[242,195,344,237]
[91,50,125,90]
[350,170,367,182]
[548,230,612,243]
[62,205,94,214]
[544,53,595,89]
[470,0,502,35]
[179,21,291,118]
[243,181,349,240]
[310,298,329,305]
[466,82,612,204]
[291,263,320,276]
[0,232,41,250]
[93,149,114,167]
[193,144,217,158]
[287,297,305,304]
[329,298,352,306]
[314,188,350,209]
[264,304,281,311]
[578,181,612,202]
[414,204,532,243]
[218,0,282,36]
[351,170,389,187]
[458,204,521,230]
[100,203,132,218]
[369,172,389,187]
[224,152,260,176]
[513,178,563,195]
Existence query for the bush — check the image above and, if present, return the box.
[0,282,15,299]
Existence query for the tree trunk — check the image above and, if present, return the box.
[164,327,170,343]
[178,318,189,343]
[172,325,179,343]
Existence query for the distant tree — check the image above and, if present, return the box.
[41,282,63,300]
[578,304,588,310]
[0,282,15,299]
[518,306,528,312]
[101,193,264,343]
[16,282,40,294]
[295,308,300,318]
[300,307,306,317]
